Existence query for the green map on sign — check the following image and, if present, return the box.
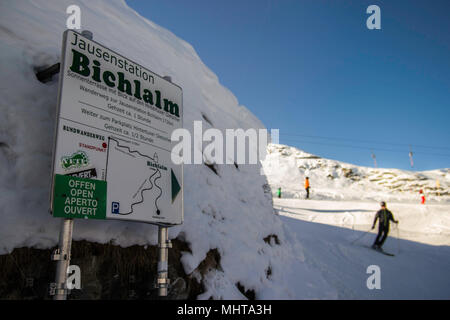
[53,174,106,220]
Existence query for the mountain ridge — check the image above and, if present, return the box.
[262,143,450,202]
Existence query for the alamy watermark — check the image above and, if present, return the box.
[171,121,279,174]
[366,5,381,30]
[366,265,381,290]
[66,265,81,290]
[49,264,81,296]
[66,5,81,30]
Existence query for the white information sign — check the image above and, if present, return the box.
[51,30,183,225]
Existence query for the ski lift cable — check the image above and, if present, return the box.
[280,132,450,151]
[281,138,450,158]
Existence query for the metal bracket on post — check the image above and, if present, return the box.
[49,282,71,297]
[51,249,61,261]
[158,238,173,249]
[51,248,70,261]
[50,247,71,298]
[156,225,171,297]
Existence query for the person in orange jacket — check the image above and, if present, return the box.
[305,177,310,199]
[419,189,426,204]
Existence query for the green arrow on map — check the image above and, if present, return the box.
[171,169,181,203]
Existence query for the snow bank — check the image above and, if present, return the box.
[0,0,335,299]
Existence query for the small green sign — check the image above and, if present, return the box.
[61,151,89,170]
[53,174,106,220]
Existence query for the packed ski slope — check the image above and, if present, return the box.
[262,143,450,245]
[277,207,450,299]
[262,144,450,299]
[275,199,450,246]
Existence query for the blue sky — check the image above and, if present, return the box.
[126,0,450,171]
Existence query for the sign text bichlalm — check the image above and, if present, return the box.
[51,30,183,225]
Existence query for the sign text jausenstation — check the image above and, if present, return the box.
[51,30,183,225]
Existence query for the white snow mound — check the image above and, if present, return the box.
[0,0,336,299]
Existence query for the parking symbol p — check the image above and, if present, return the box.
[112,202,120,214]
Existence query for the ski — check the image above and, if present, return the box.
[363,245,395,256]
[376,249,395,257]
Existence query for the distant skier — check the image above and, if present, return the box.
[371,201,398,250]
[277,187,281,198]
[419,189,426,204]
[304,177,310,199]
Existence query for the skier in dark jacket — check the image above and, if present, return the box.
[371,201,399,250]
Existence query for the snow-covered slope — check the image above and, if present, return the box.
[275,198,450,246]
[278,212,450,299]
[0,1,336,299]
[263,142,450,298]
[262,144,450,203]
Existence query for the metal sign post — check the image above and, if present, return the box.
[52,218,74,300]
[51,30,94,300]
[156,75,174,297]
[157,225,171,296]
